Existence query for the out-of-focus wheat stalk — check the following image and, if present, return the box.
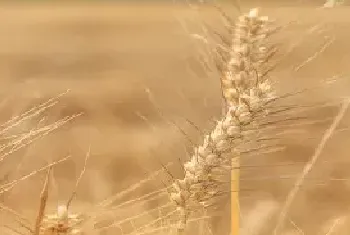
[323,216,346,235]
[38,147,91,235]
[40,205,82,235]
[169,8,277,234]
[0,155,71,195]
[273,99,350,235]
[0,92,83,235]
[0,91,76,164]
[34,167,51,235]
[0,156,71,235]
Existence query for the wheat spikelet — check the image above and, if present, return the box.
[169,8,276,233]
[41,205,82,235]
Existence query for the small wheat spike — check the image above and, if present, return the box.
[40,204,81,235]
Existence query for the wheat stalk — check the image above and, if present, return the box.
[169,8,276,234]
[34,167,51,235]
[273,99,350,235]
[0,92,85,235]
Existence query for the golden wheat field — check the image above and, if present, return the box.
[1,1,350,235]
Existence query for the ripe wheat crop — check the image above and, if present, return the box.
[1,2,348,235]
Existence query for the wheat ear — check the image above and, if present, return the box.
[169,8,276,233]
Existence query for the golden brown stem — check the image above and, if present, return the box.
[231,157,240,235]
[33,167,51,235]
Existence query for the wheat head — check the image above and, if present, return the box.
[169,8,276,233]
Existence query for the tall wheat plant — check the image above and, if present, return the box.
[169,8,277,234]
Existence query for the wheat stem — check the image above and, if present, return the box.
[33,167,51,235]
